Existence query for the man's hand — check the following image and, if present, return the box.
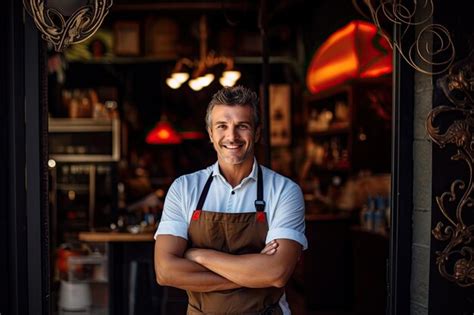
[260,240,279,255]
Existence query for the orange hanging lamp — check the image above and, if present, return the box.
[306,20,393,94]
[146,117,182,145]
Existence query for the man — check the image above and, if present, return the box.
[154,86,307,314]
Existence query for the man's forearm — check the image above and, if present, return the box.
[188,250,285,288]
[156,252,241,292]
[154,235,241,292]
[186,240,301,289]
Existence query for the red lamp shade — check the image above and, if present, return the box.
[146,120,182,145]
[306,20,393,94]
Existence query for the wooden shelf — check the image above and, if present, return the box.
[79,231,155,242]
[56,184,89,191]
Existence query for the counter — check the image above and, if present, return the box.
[79,231,155,242]
[79,231,160,315]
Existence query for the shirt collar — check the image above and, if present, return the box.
[212,158,258,184]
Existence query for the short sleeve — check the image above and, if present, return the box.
[154,177,189,240]
[266,181,308,250]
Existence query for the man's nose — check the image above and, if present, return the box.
[226,126,239,140]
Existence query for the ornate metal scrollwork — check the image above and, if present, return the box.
[355,0,472,288]
[426,55,474,287]
[23,0,113,52]
[355,0,455,75]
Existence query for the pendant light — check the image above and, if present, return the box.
[166,15,241,90]
[146,116,182,145]
[306,20,393,94]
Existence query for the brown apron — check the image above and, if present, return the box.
[186,165,284,315]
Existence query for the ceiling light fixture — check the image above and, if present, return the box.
[166,15,241,91]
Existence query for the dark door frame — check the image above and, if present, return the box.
[388,21,415,315]
[0,1,49,314]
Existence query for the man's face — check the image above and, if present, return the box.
[208,104,260,166]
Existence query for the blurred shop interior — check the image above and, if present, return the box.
[46,1,393,314]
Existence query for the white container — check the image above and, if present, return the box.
[58,280,91,311]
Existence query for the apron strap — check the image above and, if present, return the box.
[254,165,265,212]
[195,164,266,212]
[196,172,214,210]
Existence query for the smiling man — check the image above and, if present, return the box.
[154,86,307,314]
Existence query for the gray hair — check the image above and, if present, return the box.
[205,86,260,129]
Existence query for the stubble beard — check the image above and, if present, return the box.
[216,140,254,166]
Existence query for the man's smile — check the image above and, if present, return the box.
[221,142,244,150]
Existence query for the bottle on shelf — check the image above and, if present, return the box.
[117,182,126,209]
[330,137,340,164]
[105,100,119,119]
[68,90,81,118]
[78,91,92,118]
[363,196,375,231]
[307,109,319,133]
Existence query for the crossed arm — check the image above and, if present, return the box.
[154,235,302,292]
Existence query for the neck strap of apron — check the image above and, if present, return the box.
[195,164,265,212]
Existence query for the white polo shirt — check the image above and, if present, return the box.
[155,159,308,314]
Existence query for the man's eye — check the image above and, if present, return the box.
[216,125,226,129]
[238,125,250,129]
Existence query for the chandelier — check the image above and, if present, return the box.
[166,15,241,91]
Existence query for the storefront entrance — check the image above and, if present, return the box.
[2,1,473,315]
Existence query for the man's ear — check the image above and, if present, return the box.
[207,127,213,143]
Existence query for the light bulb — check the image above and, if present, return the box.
[188,79,203,91]
[172,72,189,84]
[222,70,241,81]
[219,76,236,87]
[198,73,215,87]
[48,159,56,168]
[166,78,181,89]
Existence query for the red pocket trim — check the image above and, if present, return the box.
[256,212,266,222]
[192,210,202,221]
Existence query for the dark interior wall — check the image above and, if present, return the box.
[429,1,474,314]
[299,0,362,67]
